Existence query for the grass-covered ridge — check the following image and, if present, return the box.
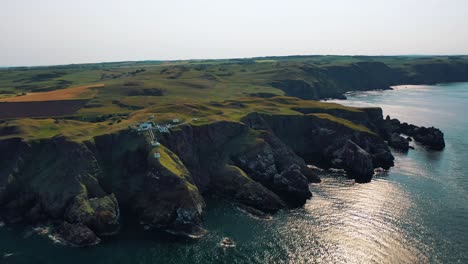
[310,113,373,134]
[0,95,372,142]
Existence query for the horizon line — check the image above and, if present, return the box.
[2,53,467,69]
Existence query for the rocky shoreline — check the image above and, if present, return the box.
[0,105,445,247]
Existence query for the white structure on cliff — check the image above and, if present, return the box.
[156,125,170,133]
[138,122,155,131]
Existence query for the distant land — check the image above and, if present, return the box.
[2,54,468,69]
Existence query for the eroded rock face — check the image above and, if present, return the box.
[159,121,315,209]
[273,164,311,205]
[157,121,248,190]
[0,132,207,244]
[388,133,410,152]
[270,62,468,100]
[65,194,120,235]
[0,137,122,240]
[210,165,285,213]
[93,133,206,238]
[270,80,319,100]
[134,157,206,237]
[331,140,374,183]
[233,140,312,206]
[261,132,321,183]
[0,137,26,207]
[242,112,394,179]
[233,140,277,184]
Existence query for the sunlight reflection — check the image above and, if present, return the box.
[278,178,427,264]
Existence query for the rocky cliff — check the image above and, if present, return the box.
[0,133,205,246]
[241,112,394,183]
[0,104,445,246]
[272,61,468,99]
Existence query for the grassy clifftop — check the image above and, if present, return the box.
[0,95,372,142]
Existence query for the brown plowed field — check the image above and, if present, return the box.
[0,100,89,119]
[0,83,104,102]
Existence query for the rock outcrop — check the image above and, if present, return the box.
[210,165,285,213]
[382,116,445,150]
[331,140,374,183]
[158,121,316,209]
[241,112,395,173]
[402,125,445,150]
[388,133,410,152]
[55,222,100,247]
[0,132,206,245]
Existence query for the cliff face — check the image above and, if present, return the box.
[272,62,468,99]
[0,132,206,245]
[407,62,468,84]
[0,137,121,246]
[157,121,317,209]
[271,80,320,100]
[241,112,394,183]
[92,132,206,237]
[0,107,408,245]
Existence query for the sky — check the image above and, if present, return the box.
[1,0,468,66]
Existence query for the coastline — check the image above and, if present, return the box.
[2,82,468,263]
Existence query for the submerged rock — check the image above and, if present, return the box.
[32,225,50,236]
[165,224,208,239]
[219,237,236,248]
[55,222,100,247]
[236,204,273,220]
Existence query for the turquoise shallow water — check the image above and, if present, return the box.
[1,83,468,263]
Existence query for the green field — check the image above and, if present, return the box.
[1,55,468,141]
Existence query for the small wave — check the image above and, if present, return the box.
[236,205,273,221]
[219,237,236,248]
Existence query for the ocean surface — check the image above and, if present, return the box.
[1,83,468,264]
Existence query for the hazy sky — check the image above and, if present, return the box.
[1,0,468,66]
